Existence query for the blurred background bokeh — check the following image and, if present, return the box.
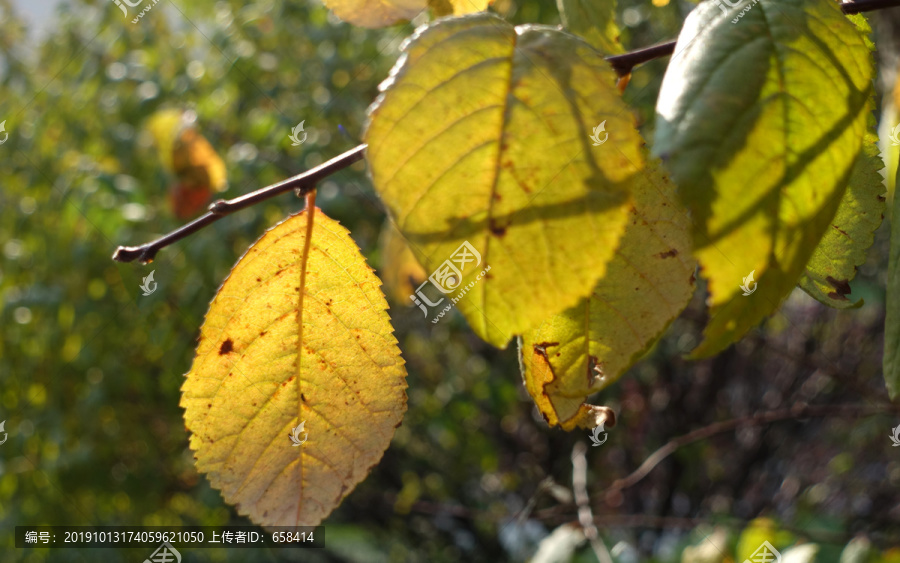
[1,0,900,561]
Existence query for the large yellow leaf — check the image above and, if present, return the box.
[519,159,696,429]
[365,14,644,348]
[322,0,425,28]
[181,208,407,527]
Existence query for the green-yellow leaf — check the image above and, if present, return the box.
[519,159,696,429]
[429,0,492,17]
[322,0,425,29]
[653,0,872,357]
[556,0,623,54]
[366,14,645,348]
[885,151,900,399]
[799,129,885,309]
[181,209,407,527]
[377,220,427,303]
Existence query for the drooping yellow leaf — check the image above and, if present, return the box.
[181,208,407,527]
[146,109,228,219]
[172,127,228,194]
[520,158,696,429]
[322,0,425,28]
[366,14,644,348]
[378,220,427,304]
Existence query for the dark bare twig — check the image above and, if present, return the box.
[572,442,613,563]
[601,403,900,496]
[112,144,366,263]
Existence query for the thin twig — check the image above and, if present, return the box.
[602,403,899,496]
[604,0,900,76]
[112,0,900,263]
[111,144,366,263]
[572,442,614,563]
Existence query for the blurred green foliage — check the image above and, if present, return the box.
[1,0,900,561]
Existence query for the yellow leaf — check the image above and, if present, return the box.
[448,0,492,16]
[321,0,426,28]
[520,158,696,429]
[366,14,643,348]
[146,109,183,172]
[181,208,407,527]
[172,128,228,193]
[378,221,427,304]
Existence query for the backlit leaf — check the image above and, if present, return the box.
[799,129,885,308]
[519,159,696,429]
[556,0,623,54]
[181,208,407,526]
[377,220,427,304]
[322,0,425,28]
[884,154,900,399]
[653,0,872,357]
[366,14,645,348]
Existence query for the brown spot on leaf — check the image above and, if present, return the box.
[490,221,507,237]
[301,394,307,402]
[282,375,296,387]
[831,225,849,237]
[588,356,605,386]
[533,342,559,360]
[825,276,851,300]
[219,339,234,355]
[655,248,678,259]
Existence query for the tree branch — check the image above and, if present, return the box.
[112,144,366,263]
[112,0,900,263]
[572,442,614,563]
[601,402,899,498]
[604,0,900,76]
